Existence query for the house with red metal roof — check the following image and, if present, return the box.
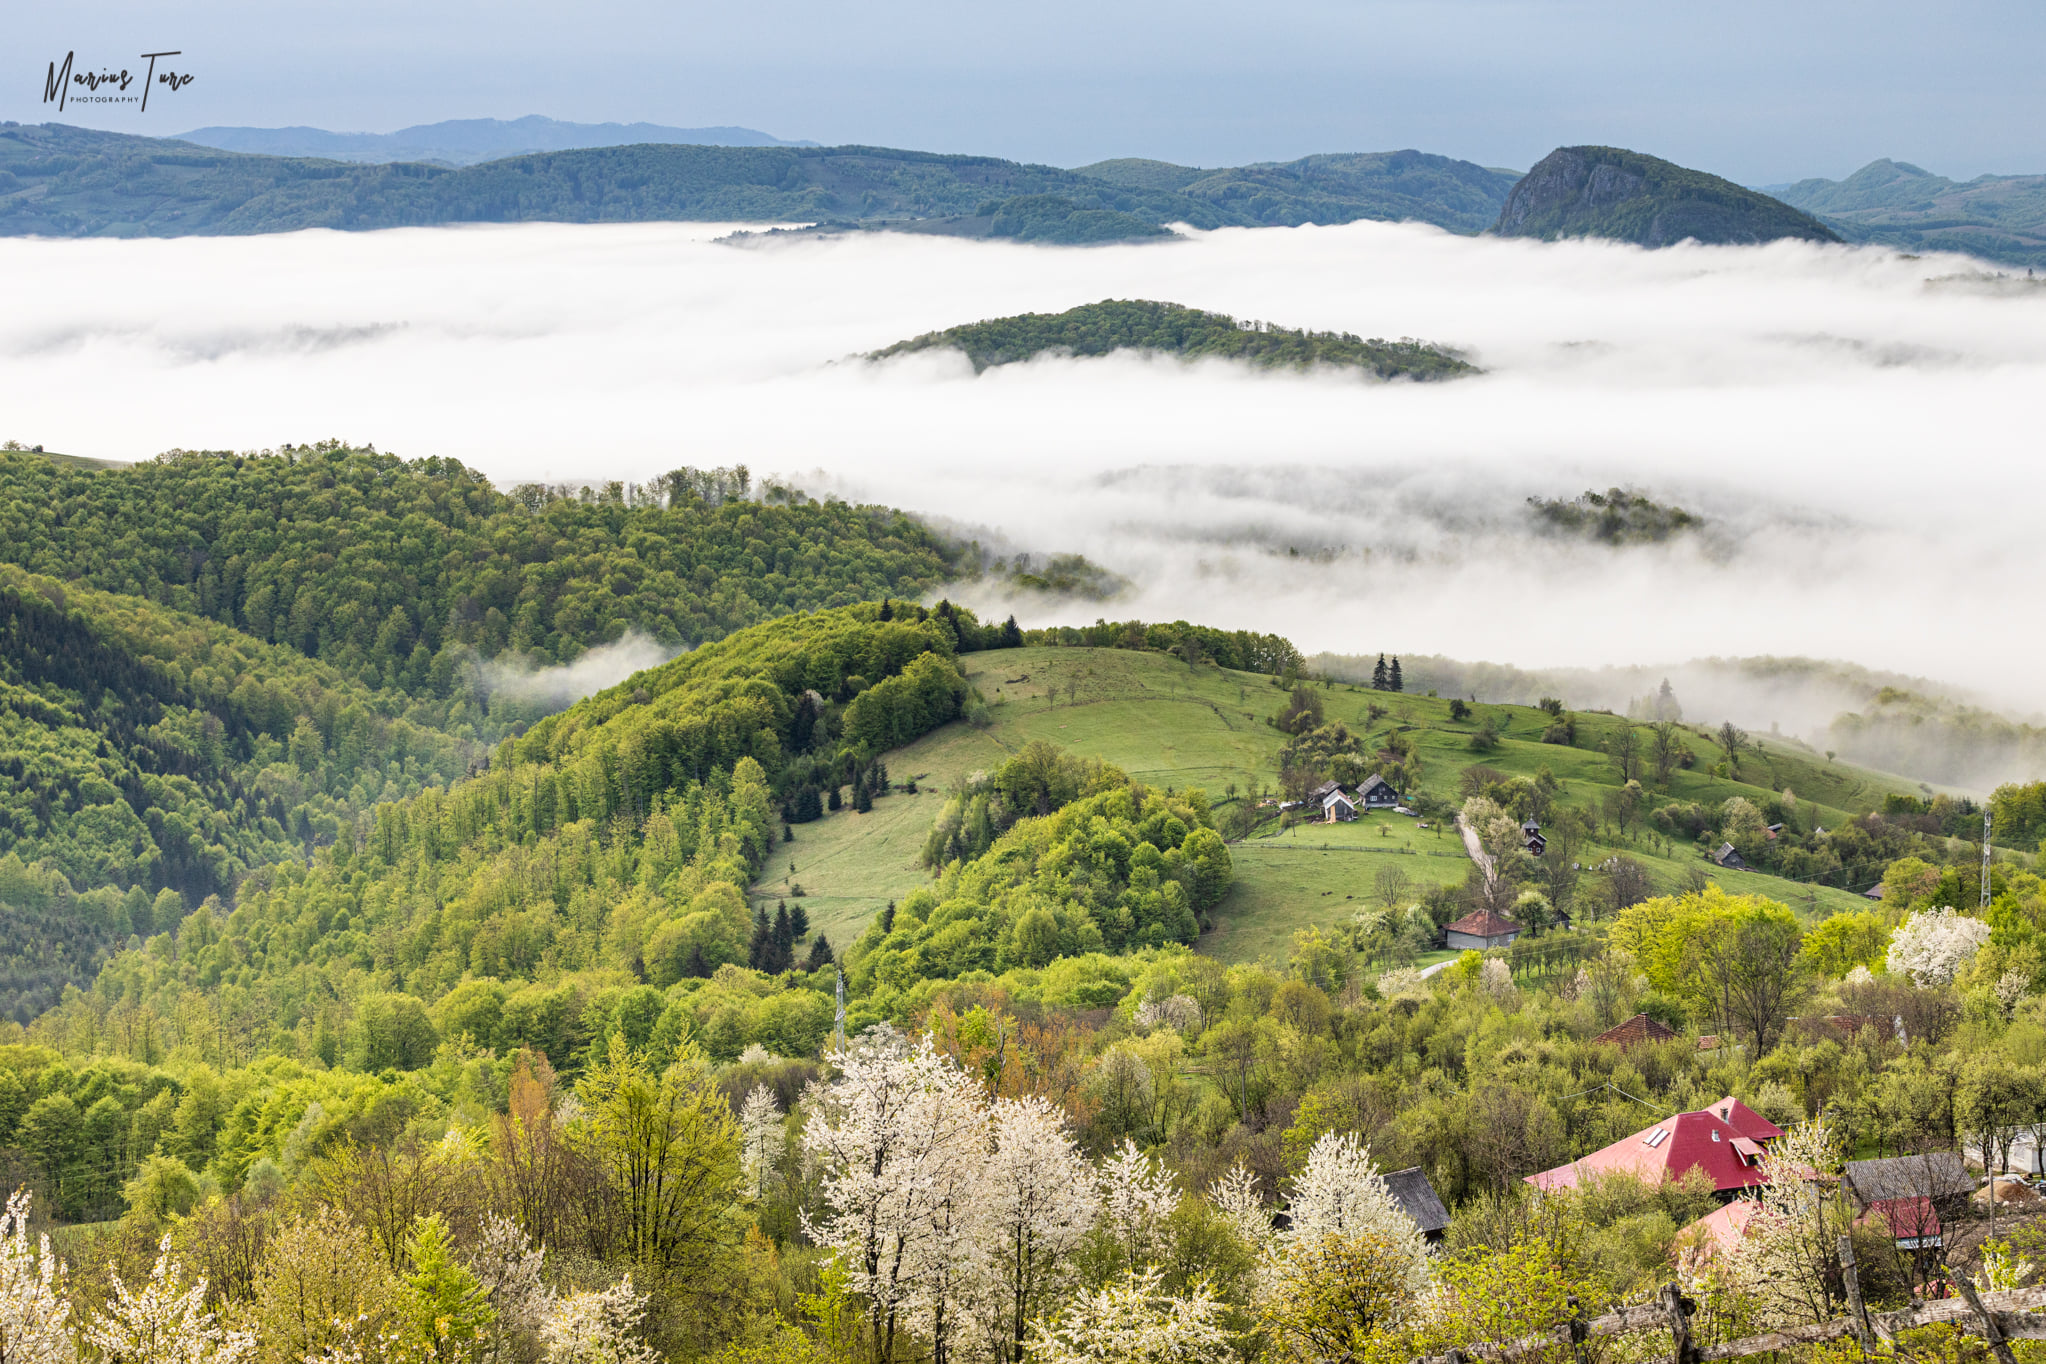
[1591,1012,1679,1049]
[1525,1097,1786,1193]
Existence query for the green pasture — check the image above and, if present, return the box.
[754,644,1934,959]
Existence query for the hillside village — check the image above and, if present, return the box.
[1,512,2043,1360]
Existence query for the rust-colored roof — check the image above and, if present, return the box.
[1526,1097,1786,1194]
[1592,1013,1679,1048]
[1445,909,1523,938]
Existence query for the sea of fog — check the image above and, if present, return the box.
[3,219,2043,718]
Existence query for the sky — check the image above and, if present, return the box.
[9,0,2046,182]
[3,220,2043,733]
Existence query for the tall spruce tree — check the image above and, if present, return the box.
[1389,657,1403,693]
[805,934,834,970]
[1371,654,1389,690]
[769,903,796,974]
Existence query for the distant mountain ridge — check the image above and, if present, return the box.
[1770,158,2046,268]
[0,123,1521,241]
[1495,145,1838,248]
[174,115,818,165]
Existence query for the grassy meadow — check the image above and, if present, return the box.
[752,644,1930,966]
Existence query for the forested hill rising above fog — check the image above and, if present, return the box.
[0,123,1519,240]
[869,299,1478,378]
[1494,145,1839,248]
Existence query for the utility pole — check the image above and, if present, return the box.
[1983,809,1994,911]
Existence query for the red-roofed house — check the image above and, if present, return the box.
[1444,909,1523,951]
[1525,1097,1786,1194]
[1676,1198,1761,1266]
[1592,1013,1679,1049]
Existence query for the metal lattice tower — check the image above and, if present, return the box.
[1983,809,1994,910]
[833,966,847,1057]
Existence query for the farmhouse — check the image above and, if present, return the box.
[1712,842,1748,870]
[1843,1153,1971,1251]
[1356,774,1401,809]
[1383,1167,1451,1243]
[1526,1097,1785,1194]
[1444,909,1523,951]
[1315,782,1358,823]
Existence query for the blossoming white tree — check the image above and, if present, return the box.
[1886,907,1992,986]
[84,1235,256,1364]
[1027,1267,1232,1364]
[1096,1139,1179,1273]
[1726,1117,1847,1328]
[803,1031,990,1364]
[1282,1131,1429,1297]
[539,1277,660,1364]
[1206,1163,1272,1254]
[0,1190,71,1364]
[469,1213,553,1363]
[737,1084,784,1200]
[970,1095,1100,1362]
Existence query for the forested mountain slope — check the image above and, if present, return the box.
[40,603,1008,1074]
[0,445,959,678]
[0,562,479,1016]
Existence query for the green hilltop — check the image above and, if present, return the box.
[1495,145,1839,248]
[869,298,1478,378]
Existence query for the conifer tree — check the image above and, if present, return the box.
[748,904,772,970]
[806,934,835,971]
[1389,657,1403,693]
[1371,655,1389,690]
[790,903,810,938]
[769,904,796,974]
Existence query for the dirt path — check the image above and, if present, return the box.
[1457,813,1494,882]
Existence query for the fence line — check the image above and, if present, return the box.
[1415,1241,2046,1364]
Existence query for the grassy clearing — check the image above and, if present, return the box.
[753,644,1932,959]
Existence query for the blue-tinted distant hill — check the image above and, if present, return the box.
[1769,159,2046,269]
[0,123,1523,243]
[174,114,818,165]
[1072,150,1522,234]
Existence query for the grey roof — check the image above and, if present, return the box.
[1844,1153,1972,1204]
[1358,774,1397,795]
[1382,1166,1451,1234]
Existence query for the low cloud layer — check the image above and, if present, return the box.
[477,632,679,709]
[2,220,2043,732]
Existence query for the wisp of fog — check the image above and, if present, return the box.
[2,219,2042,720]
[478,632,679,708]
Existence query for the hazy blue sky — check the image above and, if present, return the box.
[11,0,2045,182]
